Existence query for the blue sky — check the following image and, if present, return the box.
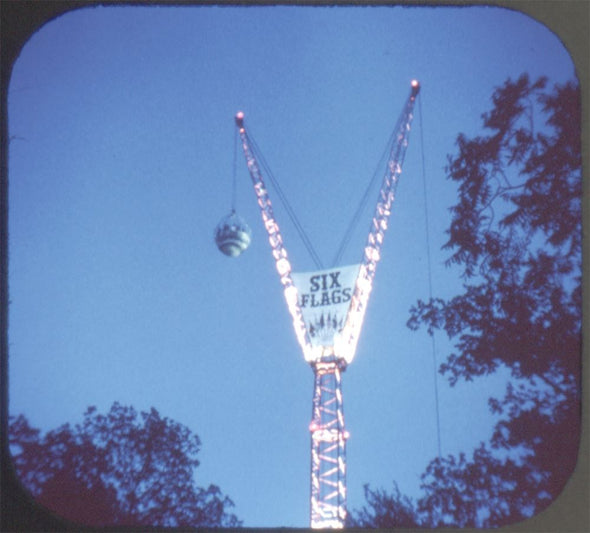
[7,5,576,527]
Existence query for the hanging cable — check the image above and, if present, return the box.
[332,97,411,268]
[246,126,324,270]
[231,126,238,213]
[331,126,398,267]
[418,90,442,460]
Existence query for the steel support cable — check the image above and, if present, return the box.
[418,91,442,460]
[332,96,414,268]
[245,127,324,270]
[245,129,318,266]
[355,105,413,273]
[331,124,400,267]
[231,126,238,212]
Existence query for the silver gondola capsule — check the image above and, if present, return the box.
[214,211,252,257]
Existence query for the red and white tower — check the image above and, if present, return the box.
[233,81,420,528]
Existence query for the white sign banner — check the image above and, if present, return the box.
[291,264,360,347]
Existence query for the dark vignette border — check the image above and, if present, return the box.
[1,1,587,531]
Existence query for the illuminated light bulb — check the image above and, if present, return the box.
[368,247,381,262]
[358,263,369,278]
[283,285,298,305]
[269,234,282,247]
[273,247,287,260]
[313,345,323,361]
[265,219,279,234]
[235,111,245,128]
[276,258,291,276]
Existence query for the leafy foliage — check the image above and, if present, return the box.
[349,483,421,528]
[355,75,581,527]
[9,403,242,528]
[417,445,546,527]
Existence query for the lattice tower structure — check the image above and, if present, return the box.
[235,80,419,528]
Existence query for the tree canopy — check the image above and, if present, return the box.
[9,403,242,528]
[352,74,582,527]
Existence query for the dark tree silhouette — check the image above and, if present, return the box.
[353,75,582,527]
[9,403,242,528]
[350,483,421,528]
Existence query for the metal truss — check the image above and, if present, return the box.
[309,359,348,528]
[336,81,420,365]
[235,112,313,360]
[235,81,419,529]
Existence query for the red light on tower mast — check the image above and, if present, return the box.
[235,111,245,129]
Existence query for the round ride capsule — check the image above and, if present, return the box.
[214,211,252,257]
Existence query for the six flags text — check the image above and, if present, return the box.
[299,272,352,308]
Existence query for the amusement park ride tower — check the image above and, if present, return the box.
[216,81,420,528]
